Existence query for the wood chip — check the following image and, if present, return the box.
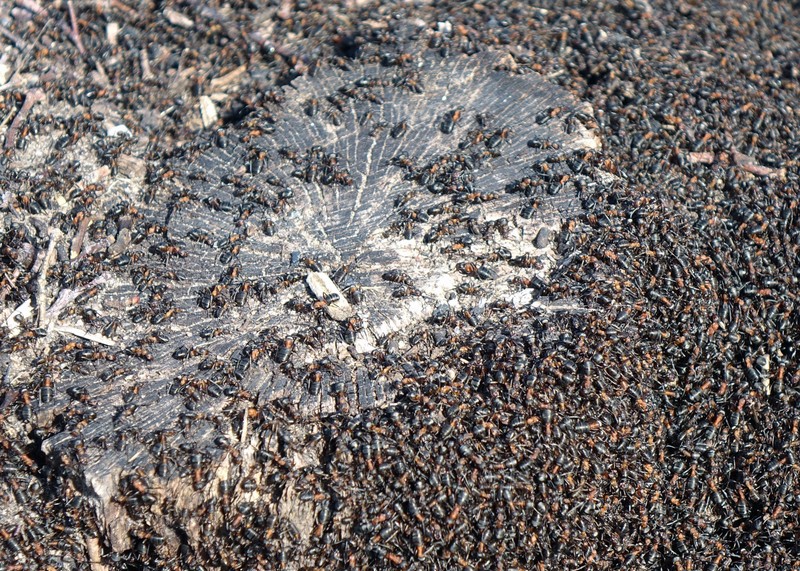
[306,272,354,321]
[740,163,779,177]
[140,48,153,81]
[70,216,90,259]
[0,56,9,85]
[732,150,756,166]
[209,64,247,92]
[16,0,46,17]
[85,534,109,571]
[106,123,131,137]
[199,95,218,129]
[163,7,194,29]
[687,151,714,164]
[106,22,120,46]
[116,154,147,182]
[4,88,45,149]
[732,151,779,176]
[108,228,131,256]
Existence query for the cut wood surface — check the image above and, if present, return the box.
[3,49,601,557]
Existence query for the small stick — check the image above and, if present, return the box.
[14,0,45,16]
[35,233,57,328]
[0,24,28,50]
[50,325,116,347]
[3,88,44,149]
[93,58,110,86]
[0,268,20,304]
[67,0,86,55]
[46,276,109,321]
[240,408,249,443]
[70,216,90,259]
[140,48,153,81]
[110,0,136,15]
[16,0,80,57]
[0,16,50,92]
[85,534,110,571]
[740,163,778,177]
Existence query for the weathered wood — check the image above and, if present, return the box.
[4,49,601,558]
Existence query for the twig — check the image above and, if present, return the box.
[85,534,110,571]
[0,104,14,132]
[15,0,84,58]
[46,274,110,320]
[34,233,57,328]
[110,0,136,15]
[0,24,29,50]
[0,16,50,92]
[70,216,90,259]
[18,1,106,86]
[687,151,715,164]
[240,408,249,443]
[50,325,117,347]
[67,0,85,55]
[140,48,153,81]
[14,0,45,16]
[0,268,20,304]
[93,58,110,86]
[3,87,45,149]
[740,163,779,177]
[209,64,247,92]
